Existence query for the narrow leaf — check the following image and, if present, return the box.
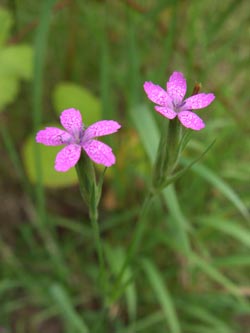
[190,253,239,296]
[142,259,181,333]
[162,139,216,188]
[50,284,89,333]
[199,217,250,248]
[182,159,250,221]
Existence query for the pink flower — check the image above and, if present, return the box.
[36,108,121,172]
[143,71,215,130]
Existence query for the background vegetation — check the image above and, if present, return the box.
[0,0,250,332]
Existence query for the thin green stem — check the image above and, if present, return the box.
[89,203,107,294]
[127,191,154,260]
[75,154,96,207]
[112,190,154,301]
[75,154,108,298]
[152,118,181,189]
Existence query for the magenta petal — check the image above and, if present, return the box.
[166,72,187,103]
[184,93,215,110]
[84,120,121,140]
[55,144,81,172]
[154,106,177,119]
[36,127,71,146]
[178,111,205,131]
[60,108,83,134]
[143,81,172,106]
[82,140,115,167]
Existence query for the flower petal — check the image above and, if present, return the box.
[84,120,121,140]
[154,106,177,119]
[178,111,205,131]
[55,144,81,172]
[143,81,172,106]
[36,127,71,146]
[60,108,83,134]
[184,93,215,110]
[82,140,115,167]
[166,71,187,103]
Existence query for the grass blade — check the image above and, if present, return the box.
[199,217,250,248]
[129,104,159,163]
[182,159,250,221]
[32,0,57,222]
[190,253,239,297]
[50,284,89,333]
[142,259,181,333]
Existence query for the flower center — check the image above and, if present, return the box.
[173,100,186,113]
[73,129,85,144]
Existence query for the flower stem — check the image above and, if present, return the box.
[112,119,183,301]
[75,154,107,297]
[152,117,181,189]
[75,153,96,207]
[89,201,107,294]
[112,190,154,301]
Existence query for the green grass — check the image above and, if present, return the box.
[0,0,250,332]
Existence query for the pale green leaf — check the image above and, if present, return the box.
[22,128,78,188]
[0,45,33,79]
[0,7,13,46]
[0,76,19,110]
[53,82,101,125]
[129,104,159,163]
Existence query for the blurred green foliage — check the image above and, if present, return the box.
[53,82,101,123]
[0,7,33,110]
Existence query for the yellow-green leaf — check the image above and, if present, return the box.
[53,82,101,125]
[0,76,19,111]
[0,7,13,46]
[23,128,78,188]
[0,45,33,79]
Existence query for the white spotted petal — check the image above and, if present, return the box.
[178,111,205,131]
[184,93,215,110]
[154,106,177,119]
[144,81,172,106]
[55,144,81,172]
[82,140,115,167]
[36,127,71,146]
[166,71,187,104]
[84,120,121,141]
[60,108,83,134]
